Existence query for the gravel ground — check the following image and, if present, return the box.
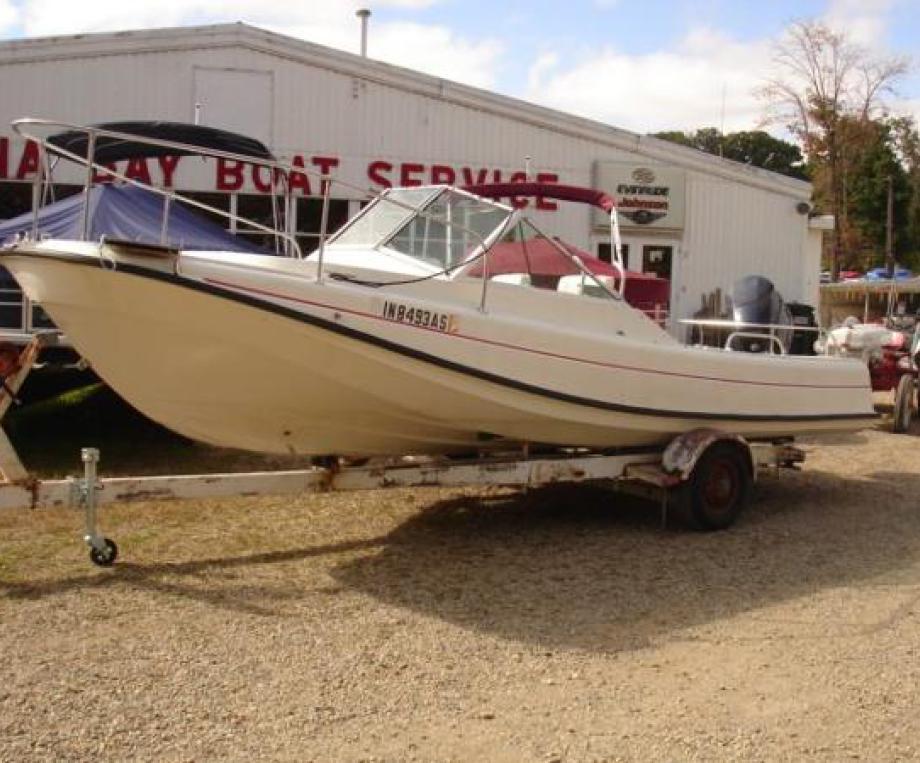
[2,425,920,761]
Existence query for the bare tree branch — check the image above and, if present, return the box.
[756,19,908,279]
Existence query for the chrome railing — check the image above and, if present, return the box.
[681,318,824,355]
[11,117,626,315]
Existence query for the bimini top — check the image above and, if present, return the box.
[463,182,617,213]
[46,121,276,164]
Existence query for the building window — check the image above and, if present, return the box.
[0,183,37,221]
[642,245,673,279]
[296,197,351,256]
[596,242,628,264]
[235,193,283,252]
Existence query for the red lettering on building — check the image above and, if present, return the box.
[310,156,338,195]
[535,172,559,211]
[252,164,273,193]
[430,164,456,185]
[124,158,152,185]
[0,137,7,180]
[157,155,181,188]
[461,168,489,186]
[216,159,244,191]
[399,162,425,187]
[288,155,312,196]
[311,156,339,176]
[368,160,393,188]
[507,171,528,209]
[15,140,39,180]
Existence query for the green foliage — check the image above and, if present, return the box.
[652,128,808,179]
[847,120,912,264]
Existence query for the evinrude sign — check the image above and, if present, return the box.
[593,162,686,231]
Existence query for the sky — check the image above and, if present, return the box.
[0,0,917,136]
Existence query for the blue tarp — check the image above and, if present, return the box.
[0,184,265,253]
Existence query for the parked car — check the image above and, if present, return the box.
[865,266,913,281]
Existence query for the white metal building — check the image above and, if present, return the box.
[0,22,826,335]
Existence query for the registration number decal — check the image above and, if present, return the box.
[381,300,458,333]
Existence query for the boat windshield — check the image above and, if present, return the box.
[329,187,510,270]
[330,188,439,249]
[385,190,510,270]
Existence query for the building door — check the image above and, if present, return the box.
[642,244,673,279]
[193,66,274,145]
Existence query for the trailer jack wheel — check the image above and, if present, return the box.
[89,537,118,567]
[674,443,752,531]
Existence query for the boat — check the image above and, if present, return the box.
[0,119,876,457]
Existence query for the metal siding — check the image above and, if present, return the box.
[677,175,809,321]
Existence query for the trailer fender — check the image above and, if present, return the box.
[662,428,752,482]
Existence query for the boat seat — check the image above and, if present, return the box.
[557,273,615,298]
[491,273,532,287]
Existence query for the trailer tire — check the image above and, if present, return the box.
[673,443,752,531]
[893,374,914,434]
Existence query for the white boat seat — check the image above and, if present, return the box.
[490,273,532,286]
[557,273,615,298]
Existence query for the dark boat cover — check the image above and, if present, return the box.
[0,184,265,253]
[47,121,275,163]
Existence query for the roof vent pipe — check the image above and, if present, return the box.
[356,9,371,57]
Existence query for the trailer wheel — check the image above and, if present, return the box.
[893,374,914,434]
[674,443,752,531]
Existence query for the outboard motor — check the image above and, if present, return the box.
[786,302,818,356]
[730,275,793,353]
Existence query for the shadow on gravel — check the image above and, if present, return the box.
[329,468,920,653]
[4,468,920,650]
[0,537,383,617]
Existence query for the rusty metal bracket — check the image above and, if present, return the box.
[661,428,750,481]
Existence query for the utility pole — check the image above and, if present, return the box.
[885,174,894,278]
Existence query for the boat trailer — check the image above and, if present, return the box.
[0,335,805,566]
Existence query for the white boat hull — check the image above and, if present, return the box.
[3,242,876,456]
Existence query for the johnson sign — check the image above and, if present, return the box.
[593,161,685,231]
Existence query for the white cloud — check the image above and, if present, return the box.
[363,22,502,89]
[14,0,501,89]
[0,0,18,34]
[271,18,502,89]
[823,0,894,47]
[527,52,559,92]
[526,27,773,134]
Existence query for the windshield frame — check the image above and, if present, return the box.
[325,186,443,250]
[325,185,514,275]
[380,187,513,274]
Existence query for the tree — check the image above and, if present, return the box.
[758,20,908,279]
[846,120,911,265]
[653,127,723,155]
[890,116,920,267]
[652,128,807,179]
